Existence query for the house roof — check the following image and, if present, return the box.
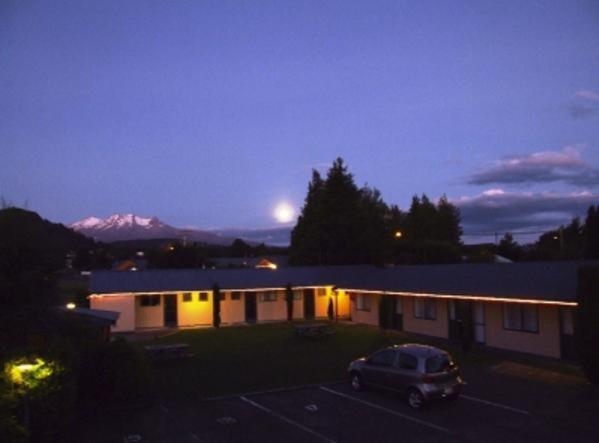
[90,261,598,303]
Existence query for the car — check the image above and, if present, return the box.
[347,343,465,409]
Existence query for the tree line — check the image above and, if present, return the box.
[290,158,463,265]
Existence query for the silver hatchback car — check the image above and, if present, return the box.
[347,344,465,409]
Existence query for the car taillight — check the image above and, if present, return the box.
[421,374,434,383]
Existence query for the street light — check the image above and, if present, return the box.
[5,358,58,434]
[394,231,403,239]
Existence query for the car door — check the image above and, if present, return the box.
[388,351,420,393]
[361,349,398,388]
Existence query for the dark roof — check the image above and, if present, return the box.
[90,261,599,302]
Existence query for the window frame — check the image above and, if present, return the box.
[413,298,436,320]
[356,293,372,312]
[140,294,160,307]
[502,303,539,334]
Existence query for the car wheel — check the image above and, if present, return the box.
[350,373,364,391]
[407,388,426,409]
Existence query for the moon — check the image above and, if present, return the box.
[273,202,295,223]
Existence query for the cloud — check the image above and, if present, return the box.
[568,103,599,118]
[568,90,599,119]
[454,189,597,237]
[575,90,599,101]
[467,146,599,187]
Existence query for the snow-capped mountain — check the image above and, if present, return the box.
[71,214,233,244]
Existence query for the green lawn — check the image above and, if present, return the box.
[136,322,584,403]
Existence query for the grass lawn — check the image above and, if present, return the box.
[136,322,585,403]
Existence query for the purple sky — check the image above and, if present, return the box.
[2,0,598,243]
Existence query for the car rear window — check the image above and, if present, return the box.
[425,354,452,373]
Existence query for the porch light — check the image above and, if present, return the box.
[394,231,403,238]
[66,302,76,309]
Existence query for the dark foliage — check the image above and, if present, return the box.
[327,297,334,321]
[577,266,599,384]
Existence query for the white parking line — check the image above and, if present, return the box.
[319,387,452,435]
[160,404,202,441]
[460,395,531,415]
[240,396,337,443]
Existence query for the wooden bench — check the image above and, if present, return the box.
[144,343,191,359]
[294,323,333,339]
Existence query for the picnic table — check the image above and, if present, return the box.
[294,323,333,339]
[144,343,191,359]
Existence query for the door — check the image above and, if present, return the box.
[245,292,257,323]
[163,294,177,326]
[560,308,577,360]
[304,289,315,320]
[390,351,420,392]
[392,297,403,331]
[473,302,485,344]
[448,301,473,343]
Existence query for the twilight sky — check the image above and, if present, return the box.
[2,0,598,243]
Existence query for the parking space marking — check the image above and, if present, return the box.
[160,404,202,441]
[240,396,337,443]
[460,395,531,416]
[319,387,452,435]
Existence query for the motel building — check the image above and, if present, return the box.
[89,261,591,360]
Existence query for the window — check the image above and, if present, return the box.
[140,294,160,307]
[425,354,452,374]
[293,290,302,300]
[368,350,396,367]
[398,352,418,370]
[198,292,209,302]
[356,294,371,311]
[219,292,226,301]
[503,304,538,333]
[260,291,277,302]
[414,298,436,320]
[231,291,242,301]
[182,293,192,302]
[317,288,327,297]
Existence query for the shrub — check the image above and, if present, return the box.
[212,284,221,328]
[327,297,334,321]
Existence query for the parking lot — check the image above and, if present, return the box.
[75,368,599,443]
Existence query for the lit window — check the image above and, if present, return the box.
[198,292,208,302]
[414,298,436,320]
[182,293,192,302]
[503,304,538,333]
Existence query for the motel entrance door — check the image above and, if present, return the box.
[163,294,178,326]
[304,289,315,320]
[391,297,403,331]
[560,307,577,360]
[245,292,257,323]
[448,301,473,345]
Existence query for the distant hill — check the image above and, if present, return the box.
[0,207,95,270]
[71,214,292,246]
[210,226,292,246]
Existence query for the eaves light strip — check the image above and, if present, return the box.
[88,285,331,298]
[339,288,578,307]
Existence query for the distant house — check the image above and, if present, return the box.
[89,261,591,359]
[210,255,289,269]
